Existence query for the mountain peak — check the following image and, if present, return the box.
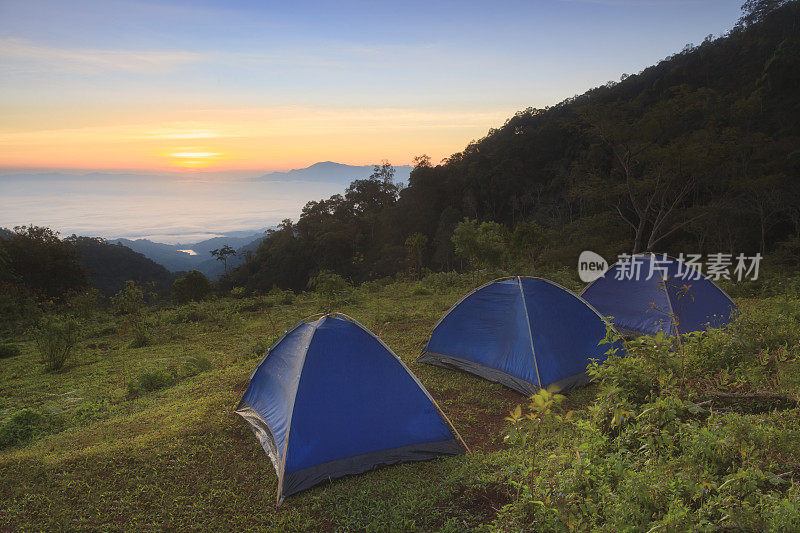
[250,161,412,184]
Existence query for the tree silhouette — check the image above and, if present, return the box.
[210,245,237,275]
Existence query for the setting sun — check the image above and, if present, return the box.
[168,150,223,169]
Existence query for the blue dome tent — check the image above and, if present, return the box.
[418,277,624,396]
[236,313,467,503]
[580,253,737,337]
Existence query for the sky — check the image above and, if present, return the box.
[0,0,745,173]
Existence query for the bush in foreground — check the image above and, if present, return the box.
[498,306,800,531]
[127,355,212,396]
[172,270,212,304]
[33,315,81,371]
[0,409,54,449]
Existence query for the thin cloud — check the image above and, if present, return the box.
[0,37,204,74]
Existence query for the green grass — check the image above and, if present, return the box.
[1,272,798,530]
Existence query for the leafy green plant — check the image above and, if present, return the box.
[230,286,247,299]
[184,355,211,376]
[68,288,104,318]
[127,328,151,348]
[111,280,144,315]
[172,270,212,303]
[504,387,571,486]
[497,299,800,531]
[308,270,350,311]
[266,286,295,306]
[33,315,81,371]
[127,370,177,396]
[127,354,212,396]
[0,408,53,448]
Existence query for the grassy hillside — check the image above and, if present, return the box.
[1,271,799,530]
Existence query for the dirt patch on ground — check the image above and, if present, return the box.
[455,484,513,521]
[433,387,523,452]
[427,483,513,529]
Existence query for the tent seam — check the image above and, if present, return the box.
[517,276,542,390]
[276,316,321,505]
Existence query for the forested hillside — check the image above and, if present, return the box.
[229,1,800,292]
[69,237,174,296]
[0,227,174,302]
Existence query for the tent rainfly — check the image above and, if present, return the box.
[236,313,467,503]
[580,253,737,337]
[419,277,625,396]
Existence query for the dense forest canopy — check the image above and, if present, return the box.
[227,1,800,292]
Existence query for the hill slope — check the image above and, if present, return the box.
[115,231,267,275]
[69,237,174,296]
[2,272,799,529]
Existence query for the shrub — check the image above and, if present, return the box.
[0,342,21,358]
[498,300,800,531]
[266,286,295,306]
[0,408,52,448]
[111,280,144,315]
[411,284,433,296]
[0,285,40,334]
[184,355,212,376]
[33,315,80,371]
[127,328,150,348]
[169,302,208,323]
[308,270,350,310]
[127,370,176,396]
[68,288,104,318]
[172,270,212,303]
[230,286,247,299]
[127,355,211,396]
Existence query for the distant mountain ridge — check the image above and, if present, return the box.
[251,161,412,184]
[114,230,268,278]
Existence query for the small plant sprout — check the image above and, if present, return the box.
[504,385,573,486]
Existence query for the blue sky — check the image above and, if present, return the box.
[0,0,745,171]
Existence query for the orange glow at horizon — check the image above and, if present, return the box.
[0,107,512,172]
